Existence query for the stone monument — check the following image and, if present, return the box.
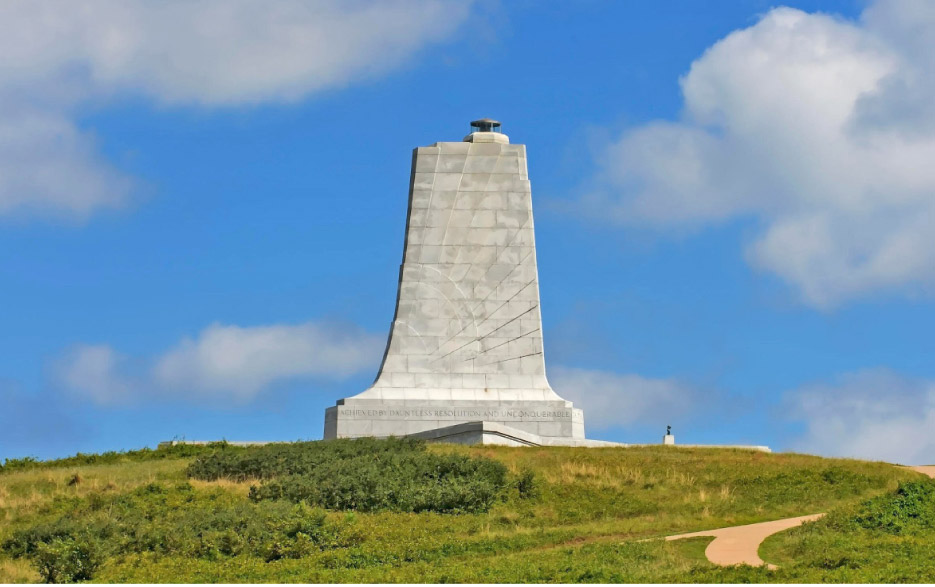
[158,119,771,452]
[324,119,599,446]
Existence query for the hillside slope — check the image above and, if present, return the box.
[0,441,930,583]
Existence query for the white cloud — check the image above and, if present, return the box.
[785,368,935,465]
[549,366,695,431]
[54,321,383,404]
[586,0,935,307]
[0,0,472,219]
[0,106,132,219]
[154,322,383,400]
[54,345,134,405]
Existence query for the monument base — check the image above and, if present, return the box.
[324,398,584,441]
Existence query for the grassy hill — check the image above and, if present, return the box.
[0,440,932,583]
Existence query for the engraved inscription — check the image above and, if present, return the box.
[336,407,573,421]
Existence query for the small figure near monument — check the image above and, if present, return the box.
[663,425,675,445]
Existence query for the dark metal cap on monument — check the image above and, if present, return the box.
[469,118,501,133]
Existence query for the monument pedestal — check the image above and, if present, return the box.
[325,398,584,441]
[663,434,675,445]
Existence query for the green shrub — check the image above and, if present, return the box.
[0,456,40,474]
[1,483,360,582]
[32,537,101,584]
[851,480,935,534]
[186,437,426,481]
[516,469,538,499]
[191,438,510,514]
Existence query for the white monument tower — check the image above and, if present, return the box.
[324,119,600,446]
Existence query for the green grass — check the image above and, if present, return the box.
[0,441,927,583]
[0,443,237,475]
[752,479,935,582]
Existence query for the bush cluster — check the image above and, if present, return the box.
[187,437,425,481]
[188,438,514,514]
[848,480,935,535]
[29,538,101,584]
[1,482,360,583]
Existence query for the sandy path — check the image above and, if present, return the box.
[665,465,932,568]
[666,513,825,568]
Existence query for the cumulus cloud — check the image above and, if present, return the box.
[0,105,133,219]
[154,322,384,400]
[784,368,935,465]
[54,321,383,404]
[54,345,134,405]
[585,0,935,307]
[0,0,472,219]
[550,366,695,431]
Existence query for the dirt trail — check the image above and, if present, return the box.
[665,464,933,569]
[666,514,825,568]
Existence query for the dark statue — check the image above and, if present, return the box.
[666,425,672,436]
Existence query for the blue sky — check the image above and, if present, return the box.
[2,0,935,465]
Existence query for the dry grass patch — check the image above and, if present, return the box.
[664,468,696,487]
[189,477,256,497]
[0,459,189,526]
[550,461,654,488]
[0,557,39,583]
